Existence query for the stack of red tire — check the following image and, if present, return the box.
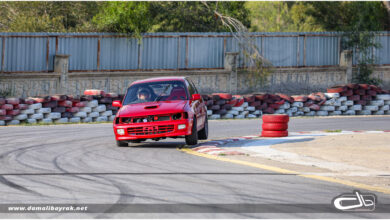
[261,114,289,137]
[327,83,389,106]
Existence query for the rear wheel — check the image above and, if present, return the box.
[198,116,208,140]
[185,117,198,145]
[116,140,128,147]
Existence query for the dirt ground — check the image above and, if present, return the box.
[226,133,390,189]
[274,133,390,172]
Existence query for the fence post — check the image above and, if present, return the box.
[46,37,50,72]
[185,36,189,69]
[225,52,238,94]
[1,37,5,73]
[340,50,353,83]
[97,37,101,71]
[54,54,70,94]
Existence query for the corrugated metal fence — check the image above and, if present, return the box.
[0,32,389,73]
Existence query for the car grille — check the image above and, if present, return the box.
[127,125,174,135]
[124,115,171,124]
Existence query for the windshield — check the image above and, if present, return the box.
[123,80,188,105]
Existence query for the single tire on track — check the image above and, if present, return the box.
[261,130,288,137]
[262,114,289,123]
[262,122,288,131]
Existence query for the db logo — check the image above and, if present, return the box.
[333,190,376,211]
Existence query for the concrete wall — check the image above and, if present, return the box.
[1,67,390,98]
[0,70,232,97]
[237,67,347,95]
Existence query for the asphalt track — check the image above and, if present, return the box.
[0,116,390,218]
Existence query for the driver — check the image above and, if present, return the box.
[137,88,151,101]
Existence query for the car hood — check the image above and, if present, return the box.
[118,100,188,117]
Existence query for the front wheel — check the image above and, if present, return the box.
[185,117,198,145]
[116,140,128,147]
[198,116,208,140]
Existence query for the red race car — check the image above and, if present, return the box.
[112,77,208,147]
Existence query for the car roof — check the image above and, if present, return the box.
[131,77,187,85]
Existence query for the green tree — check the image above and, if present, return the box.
[290,2,323,32]
[92,2,153,36]
[305,2,389,31]
[150,2,250,32]
[304,2,387,85]
[92,1,250,33]
[246,1,322,32]
[0,1,99,32]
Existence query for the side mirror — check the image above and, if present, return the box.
[112,100,122,108]
[192,94,201,101]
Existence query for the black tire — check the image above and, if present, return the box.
[185,117,198,145]
[116,140,128,147]
[198,116,208,140]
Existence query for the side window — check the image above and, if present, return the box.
[187,79,199,95]
[186,80,196,96]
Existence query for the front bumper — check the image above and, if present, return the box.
[113,119,192,141]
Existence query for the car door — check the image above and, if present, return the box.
[186,79,205,130]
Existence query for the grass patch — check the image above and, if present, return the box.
[324,129,342,133]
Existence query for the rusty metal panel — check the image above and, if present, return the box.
[3,36,48,72]
[374,35,390,65]
[141,37,178,70]
[57,37,98,71]
[305,35,339,66]
[187,37,224,69]
[48,37,56,71]
[261,36,298,67]
[100,37,138,70]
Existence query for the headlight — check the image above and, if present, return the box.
[178,124,186,130]
[117,129,125,135]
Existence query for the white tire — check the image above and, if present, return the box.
[343,110,356,115]
[14,114,28,120]
[29,113,44,120]
[364,105,379,111]
[55,118,69,123]
[74,112,87,118]
[320,106,335,111]
[27,119,37,124]
[324,93,340,98]
[36,108,51,114]
[210,114,221,120]
[69,117,81,123]
[376,94,390,100]
[7,120,20,125]
[316,111,328,116]
[292,102,303,108]
[80,107,92,113]
[87,100,98,108]
[21,109,35,115]
[28,103,42,110]
[336,106,348,111]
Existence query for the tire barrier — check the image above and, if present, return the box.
[0,84,389,126]
[261,114,289,137]
[0,90,122,125]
